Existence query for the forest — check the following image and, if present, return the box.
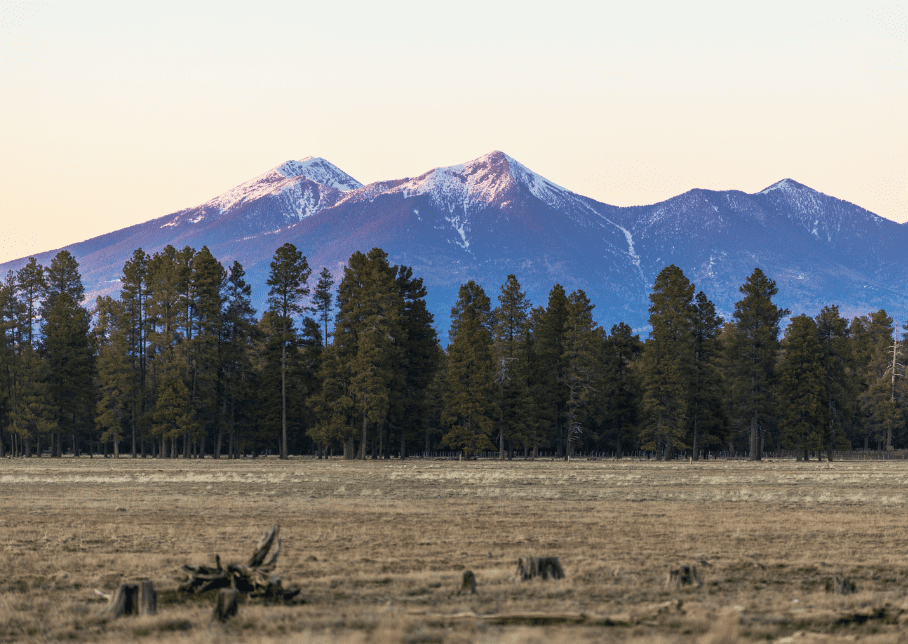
[0,243,905,461]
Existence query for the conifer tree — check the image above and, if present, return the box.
[561,289,601,457]
[387,265,438,458]
[492,275,531,459]
[188,247,224,455]
[534,285,570,457]
[640,265,695,459]
[147,245,196,457]
[41,251,93,456]
[94,296,130,456]
[344,249,402,459]
[219,261,258,458]
[266,243,311,459]
[815,305,854,458]
[688,291,725,459]
[119,249,150,457]
[778,315,828,460]
[850,310,895,449]
[442,281,496,455]
[601,323,643,457]
[313,267,335,347]
[726,268,789,460]
[16,257,45,348]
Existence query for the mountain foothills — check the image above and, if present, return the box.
[2,151,908,460]
[2,151,906,334]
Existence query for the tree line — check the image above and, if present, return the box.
[1,245,906,461]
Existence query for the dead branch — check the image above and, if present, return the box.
[179,526,300,602]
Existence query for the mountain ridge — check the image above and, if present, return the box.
[2,151,906,338]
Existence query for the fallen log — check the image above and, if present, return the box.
[179,526,300,602]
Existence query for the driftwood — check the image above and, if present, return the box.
[179,526,300,602]
[213,588,239,621]
[100,579,156,618]
[665,565,701,590]
[826,575,857,595]
[458,570,477,595]
[516,556,565,581]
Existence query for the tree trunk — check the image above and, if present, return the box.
[280,322,288,460]
[360,414,368,460]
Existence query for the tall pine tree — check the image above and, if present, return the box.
[640,265,695,459]
[442,281,496,455]
[726,268,789,460]
[266,243,311,459]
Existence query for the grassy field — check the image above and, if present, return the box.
[3,457,908,643]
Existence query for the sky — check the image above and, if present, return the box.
[0,0,905,264]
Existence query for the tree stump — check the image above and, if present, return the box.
[213,588,239,621]
[666,565,701,590]
[516,556,565,581]
[458,570,477,594]
[100,580,157,618]
[138,579,157,616]
[826,575,857,595]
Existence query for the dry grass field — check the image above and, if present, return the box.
[3,457,908,643]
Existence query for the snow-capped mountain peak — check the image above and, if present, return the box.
[394,150,573,211]
[757,178,814,195]
[276,157,363,191]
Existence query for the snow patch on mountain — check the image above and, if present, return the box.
[276,157,363,191]
[758,178,795,195]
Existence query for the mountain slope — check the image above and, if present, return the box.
[2,152,906,338]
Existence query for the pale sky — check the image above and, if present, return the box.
[1,0,905,264]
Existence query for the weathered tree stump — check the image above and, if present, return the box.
[458,570,477,594]
[826,575,857,595]
[138,579,157,615]
[100,580,157,618]
[516,556,565,581]
[665,565,701,590]
[213,588,239,621]
[179,526,301,602]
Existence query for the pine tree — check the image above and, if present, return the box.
[119,249,150,457]
[343,249,402,459]
[387,265,438,458]
[815,305,854,458]
[640,265,695,459]
[313,267,335,347]
[778,315,828,460]
[534,285,570,457]
[601,323,643,457]
[688,291,725,459]
[561,289,602,458]
[219,261,258,458]
[266,243,311,459]
[41,251,93,456]
[492,274,531,459]
[16,257,46,348]
[147,245,196,457]
[188,247,225,455]
[442,281,496,455]
[850,310,895,449]
[94,296,130,456]
[726,268,789,460]
[0,275,15,456]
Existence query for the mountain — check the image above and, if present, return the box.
[3,151,907,339]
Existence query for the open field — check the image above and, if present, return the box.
[3,457,908,643]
